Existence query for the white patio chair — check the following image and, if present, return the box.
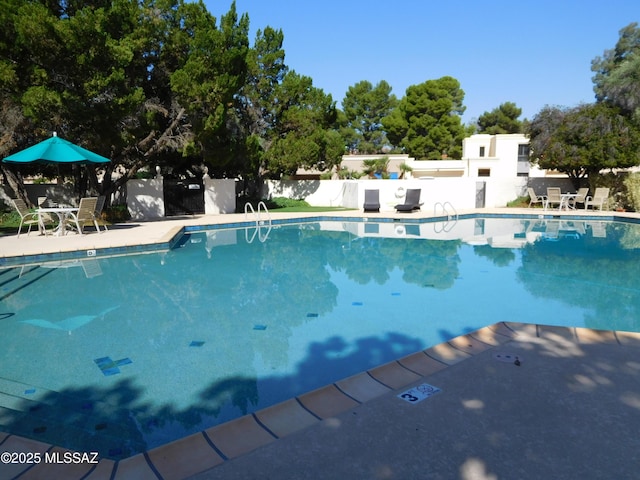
[527,188,546,208]
[584,188,610,210]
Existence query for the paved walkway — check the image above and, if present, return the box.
[1,209,639,479]
[0,208,618,261]
[192,324,640,480]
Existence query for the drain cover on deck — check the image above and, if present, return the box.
[493,352,522,363]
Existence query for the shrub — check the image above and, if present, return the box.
[595,172,631,210]
[507,196,530,208]
[623,173,640,212]
[104,205,130,222]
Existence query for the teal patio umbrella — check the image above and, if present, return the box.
[2,132,110,165]
[2,132,110,201]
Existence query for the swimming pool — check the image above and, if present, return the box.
[1,216,639,459]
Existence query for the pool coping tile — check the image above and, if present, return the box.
[469,325,513,345]
[80,459,116,480]
[18,448,94,479]
[447,333,494,355]
[254,398,321,438]
[297,384,360,419]
[204,414,277,460]
[0,436,50,478]
[536,324,578,341]
[368,361,423,390]
[397,351,448,377]
[575,327,620,345]
[147,432,225,479]
[492,321,523,337]
[424,341,472,365]
[335,372,392,403]
[616,330,640,347]
[111,453,157,479]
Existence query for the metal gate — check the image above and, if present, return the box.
[163,179,205,216]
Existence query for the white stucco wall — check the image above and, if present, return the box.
[262,177,527,211]
[204,179,236,214]
[127,179,165,220]
[126,178,237,219]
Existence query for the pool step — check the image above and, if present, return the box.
[0,378,146,459]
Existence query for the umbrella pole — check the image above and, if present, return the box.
[73,164,82,203]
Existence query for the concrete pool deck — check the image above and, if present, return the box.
[1,208,640,479]
[0,207,622,262]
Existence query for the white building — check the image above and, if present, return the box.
[305,133,547,180]
[405,133,546,179]
[271,133,573,211]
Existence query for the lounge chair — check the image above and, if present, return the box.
[569,187,589,209]
[12,198,54,237]
[545,187,562,209]
[584,187,610,210]
[395,188,423,212]
[65,197,100,234]
[527,188,546,208]
[93,195,109,232]
[363,189,380,212]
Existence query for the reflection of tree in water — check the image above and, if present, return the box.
[326,234,462,289]
[3,224,463,453]
[134,228,340,368]
[473,244,516,267]
[76,227,344,435]
[517,224,640,331]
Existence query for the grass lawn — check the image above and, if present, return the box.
[268,206,353,213]
[0,212,21,237]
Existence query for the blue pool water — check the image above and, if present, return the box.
[1,216,640,458]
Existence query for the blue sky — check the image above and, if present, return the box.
[205,1,638,123]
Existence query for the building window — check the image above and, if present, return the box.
[517,144,530,160]
[478,168,491,177]
[517,144,531,176]
[479,146,485,157]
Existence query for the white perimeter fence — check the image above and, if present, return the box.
[3,176,580,220]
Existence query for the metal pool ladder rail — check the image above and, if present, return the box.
[244,201,272,243]
[434,201,458,220]
[433,201,458,233]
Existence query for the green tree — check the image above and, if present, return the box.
[477,102,523,134]
[262,71,343,177]
[168,0,250,169]
[233,26,288,192]
[0,0,251,202]
[341,80,397,154]
[592,22,640,122]
[1,0,156,200]
[233,27,343,185]
[382,76,467,159]
[362,157,389,178]
[527,103,640,187]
